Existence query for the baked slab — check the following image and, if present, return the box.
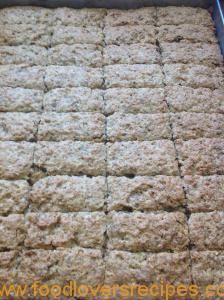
[0,5,223,295]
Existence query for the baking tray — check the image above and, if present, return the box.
[0,0,213,8]
[213,0,224,55]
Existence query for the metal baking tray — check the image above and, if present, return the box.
[0,0,214,8]
[213,0,224,55]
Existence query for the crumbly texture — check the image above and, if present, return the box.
[17,248,105,286]
[30,176,106,212]
[0,45,48,65]
[184,175,224,212]
[0,5,223,293]
[43,87,104,112]
[176,138,224,175]
[38,112,105,141]
[52,7,105,27]
[0,112,40,141]
[107,141,179,176]
[0,180,30,215]
[189,212,224,251]
[107,211,188,252]
[104,44,160,65]
[44,66,103,89]
[24,212,106,249]
[161,42,223,66]
[0,24,51,47]
[164,64,224,89]
[0,214,26,250]
[171,113,224,140]
[158,24,217,43]
[0,7,53,25]
[33,141,106,179]
[0,65,45,89]
[0,87,43,112]
[51,26,104,46]
[48,44,103,67]
[105,8,156,26]
[105,250,191,284]
[107,176,185,211]
[104,88,167,114]
[104,64,163,88]
[104,25,156,45]
[107,113,171,141]
[191,250,224,286]
[157,7,213,26]
[0,251,17,284]
[0,212,106,250]
[0,142,34,180]
[166,86,224,113]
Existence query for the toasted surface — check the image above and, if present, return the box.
[107,113,171,141]
[0,87,43,112]
[107,141,179,176]
[107,176,185,211]
[0,24,51,47]
[0,6,53,25]
[107,211,188,252]
[30,176,106,212]
[158,24,216,43]
[48,44,103,67]
[51,26,104,46]
[105,7,156,26]
[171,113,224,140]
[104,44,159,65]
[184,175,224,212]
[189,212,224,251]
[0,142,34,180]
[0,112,40,141]
[0,5,223,290]
[191,251,224,286]
[176,138,224,175]
[38,112,105,141]
[157,7,213,26]
[104,25,156,45]
[0,65,45,89]
[24,212,106,249]
[44,66,103,89]
[104,88,167,114]
[0,45,48,66]
[161,42,223,66]
[33,141,106,179]
[0,180,30,215]
[166,86,224,113]
[105,64,163,88]
[17,248,104,286]
[105,250,191,284]
[52,7,105,27]
[164,64,224,89]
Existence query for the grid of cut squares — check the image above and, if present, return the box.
[0,6,223,296]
